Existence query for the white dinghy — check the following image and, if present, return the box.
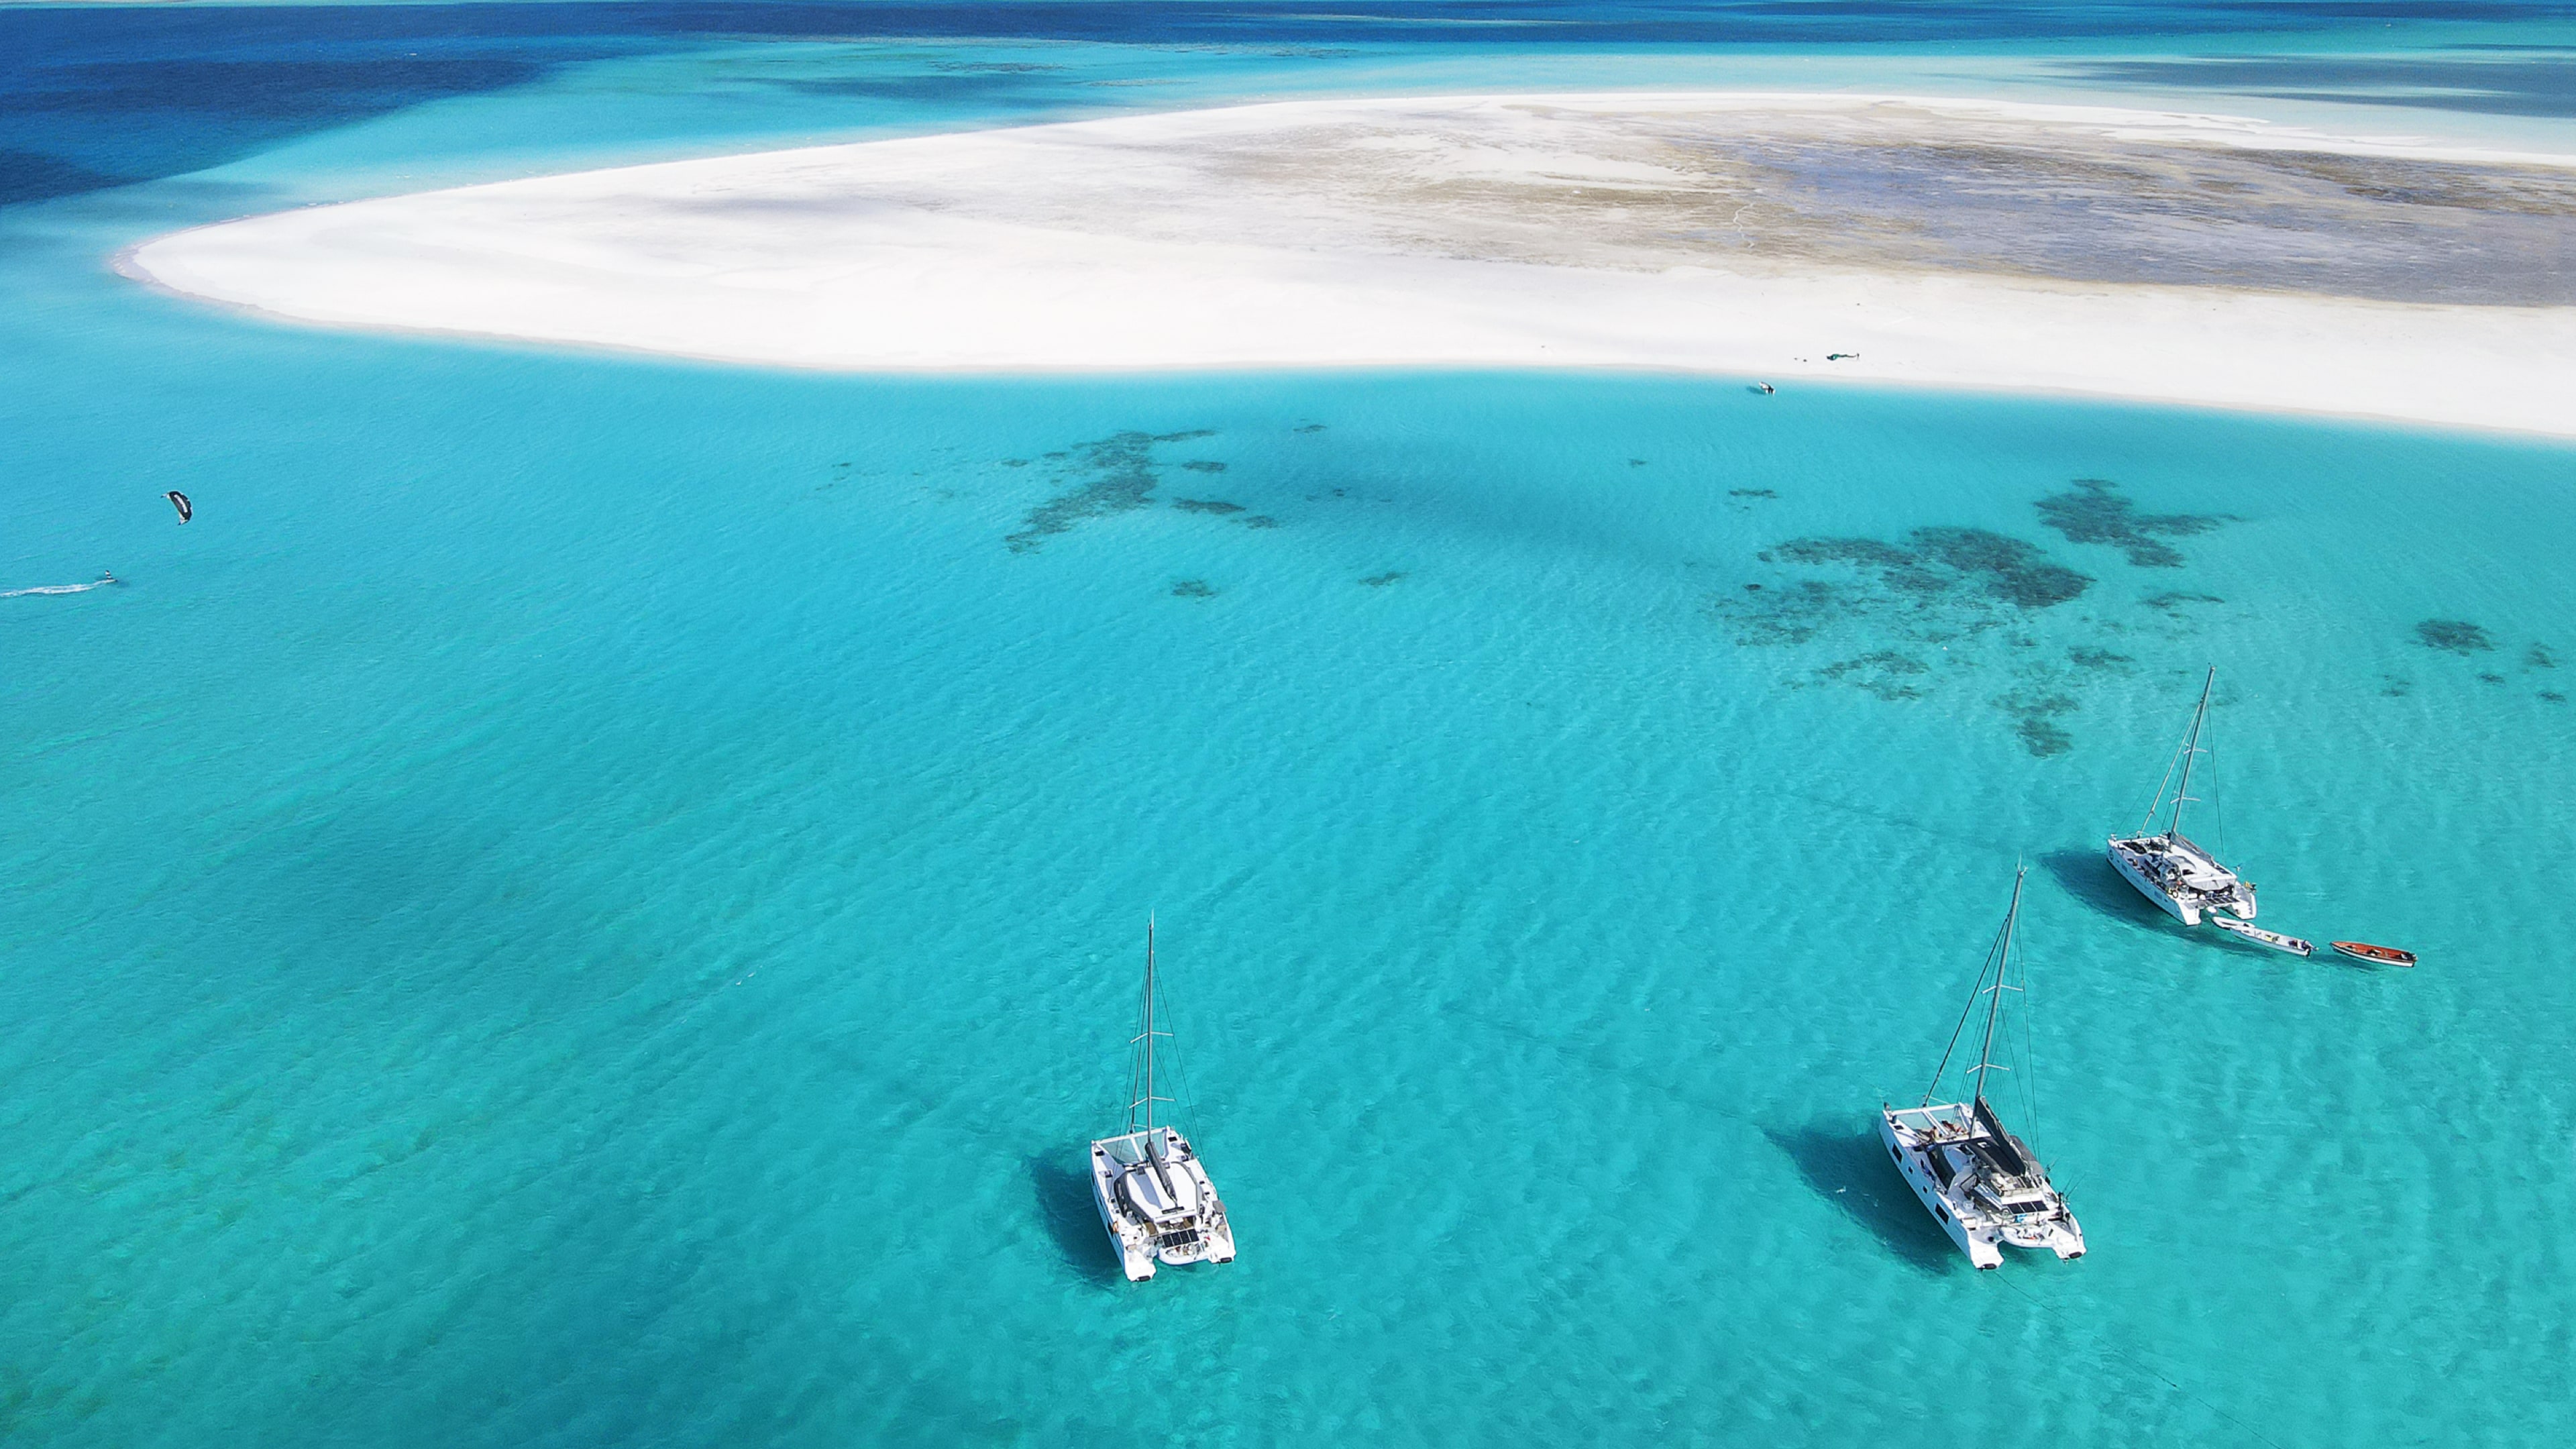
[2108,666,2257,926]
[1087,917,1235,1283]
[2208,914,2312,957]
[1881,867,2086,1270]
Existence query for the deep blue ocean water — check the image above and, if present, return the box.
[5,5,2575,1445]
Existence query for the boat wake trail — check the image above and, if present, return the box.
[3,571,119,598]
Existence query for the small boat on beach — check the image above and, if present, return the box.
[2108,666,2259,927]
[1880,866,2085,1271]
[2330,941,2418,968]
[1087,917,1236,1283]
[2210,914,2311,957]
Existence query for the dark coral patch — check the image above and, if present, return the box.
[1766,530,2091,610]
[1769,537,1912,568]
[1819,651,1930,701]
[1171,579,1216,599]
[1713,578,1843,646]
[1994,688,2078,757]
[1768,537,1949,599]
[1008,430,1218,552]
[1181,460,1228,474]
[2035,478,2228,568]
[1719,521,2096,674]
[2416,619,2495,654]
[1173,498,1244,515]
[1008,482,1149,551]
[1240,515,1281,529]
[2526,643,2557,669]
[1359,572,1406,587]
[1712,508,2233,757]
[1910,527,2092,608]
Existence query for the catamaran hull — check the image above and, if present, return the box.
[1089,1187,1235,1281]
[1879,1112,2084,1270]
[1087,1129,1237,1283]
[2108,840,2201,925]
[1881,1114,2005,1268]
[1089,1173,1159,1282]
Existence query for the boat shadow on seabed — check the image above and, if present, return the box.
[2039,847,2178,930]
[1764,1124,1965,1277]
[1026,1153,1128,1289]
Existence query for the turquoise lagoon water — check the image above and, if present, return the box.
[5,6,2576,1446]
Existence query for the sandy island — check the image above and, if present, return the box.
[127,93,2576,436]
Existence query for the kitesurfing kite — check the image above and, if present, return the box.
[166,490,192,524]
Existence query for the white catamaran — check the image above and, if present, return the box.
[2107,665,2257,926]
[1880,867,2086,1270]
[1088,918,1236,1283]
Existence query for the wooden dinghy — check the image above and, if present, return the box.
[2210,914,2311,957]
[2330,941,2417,968]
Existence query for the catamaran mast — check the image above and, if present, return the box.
[1125,913,1180,1142]
[2166,665,2216,840]
[1128,915,1183,1197]
[1126,914,1165,1135]
[1142,916,1157,1132]
[1970,867,2026,1110]
[1922,869,2023,1109]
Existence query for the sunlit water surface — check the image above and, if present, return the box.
[5,6,2573,1445]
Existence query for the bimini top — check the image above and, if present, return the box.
[1968,1097,2033,1181]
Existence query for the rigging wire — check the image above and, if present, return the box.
[1121,973,1149,1131]
[1157,950,1201,1136]
[2139,682,2206,835]
[2141,731,2188,835]
[1121,918,1169,1134]
[1926,896,2015,1105]
[2206,702,2226,861]
[1113,917,1206,1141]
[2014,898,2040,1150]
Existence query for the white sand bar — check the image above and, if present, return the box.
[129,93,2576,436]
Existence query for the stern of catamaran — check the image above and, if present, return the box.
[2220,871,2256,918]
[1996,1209,2085,1258]
[2168,832,2256,920]
[1087,1138,1160,1281]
